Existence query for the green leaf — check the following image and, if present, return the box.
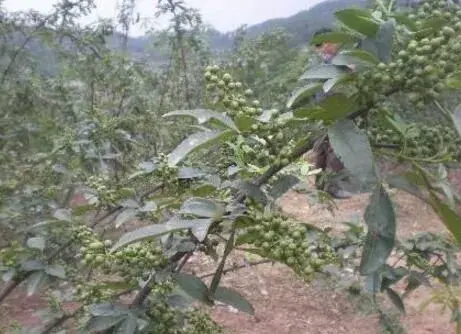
[269,175,300,199]
[53,209,72,222]
[213,286,255,315]
[299,64,349,81]
[415,17,448,39]
[386,174,426,202]
[446,72,461,89]
[173,273,210,303]
[365,271,382,293]
[178,167,205,179]
[26,271,47,296]
[322,74,354,93]
[115,209,138,228]
[139,201,157,212]
[374,19,396,64]
[168,130,235,166]
[336,49,380,65]
[26,237,45,251]
[428,191,461,243]
[86,315,126,332]
[45,265,66,279]
[110,222,194,252]
[359,185,396,275]
[335,8,380,37]
[386,288,406,314]
[163,109,238,132]
[21,260,45,272]
[116,314,138,334]
[286,83,323,109]
[89,303,129,317]
[319,94,359,121]
[231,180,267,205]
[180,198,225,219]
[192,184,217,197]
[188,218,214,242]
[391,13,417,31]
[311,31,357,45]
[294,94,358,124]
[234,115,255,131]
[328,119,379,190]
[451,104,461,138]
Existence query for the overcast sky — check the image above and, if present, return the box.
[3,0,325,36]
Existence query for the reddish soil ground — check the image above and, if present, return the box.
[1,163,460,334]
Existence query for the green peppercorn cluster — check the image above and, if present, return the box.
[73,225,167,282]
[0,240,28,268]
[145,299,179,334]
[87,175,134,207]
[155,152,180,185]
[112,242,167,281]
[182,309,223,334]
[354,0,461,109]
[203,64,305,172]
[75,282,114,305]
[355,112,461,160]
[237,203,337,280]
[204,65,262,118]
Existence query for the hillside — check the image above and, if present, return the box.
[8,0,418,73]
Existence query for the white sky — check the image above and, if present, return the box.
[3,0,325,36]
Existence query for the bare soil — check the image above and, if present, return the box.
[1,165,460,334]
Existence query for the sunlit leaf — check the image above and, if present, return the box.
[26,237,45,251]
[110,222,193,252]
[180,198,225,219]
[360,185,396,275]
[168,130,235,166]
[335,8,380,37]
[322,74,355,93]
[286,83,323,109]
[53,209,72,222]
[213,286,255,315]
[335,49,380,65]
[300,64,350,81]
[257,109,279,123]
[45,265,66,279]
[163,109,238,131]
[115,209,138,228]
[178,167,205,179]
